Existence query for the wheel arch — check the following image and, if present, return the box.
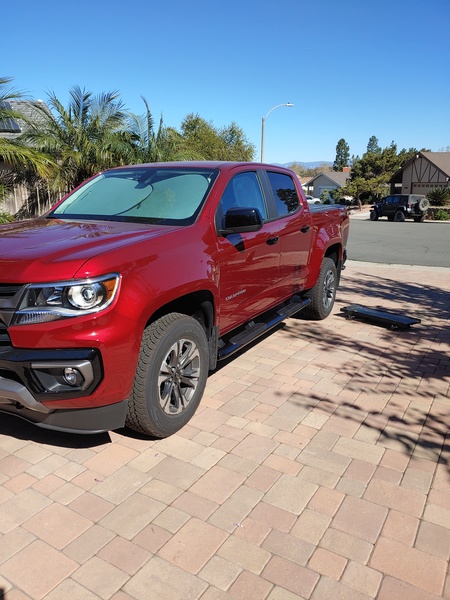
[146,290,218,370]
[324,243,344,284]
[149,290,215,330]
[324,243,340,265]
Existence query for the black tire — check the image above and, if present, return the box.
[126,312,209,438]
[303,257,338,320]
[418,198,429,212]
[394,211,405,222]
[370,211,378,221]
[414,215,425,223]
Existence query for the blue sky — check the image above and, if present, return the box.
[4,0,450,164]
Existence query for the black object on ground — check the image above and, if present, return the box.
[341,304,421,330]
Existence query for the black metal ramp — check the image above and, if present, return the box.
[341,304,421,330]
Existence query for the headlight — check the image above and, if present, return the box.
[12,274,120,325]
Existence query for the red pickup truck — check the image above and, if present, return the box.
[0,162,349,437]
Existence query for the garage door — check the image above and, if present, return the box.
[412,184,439,194]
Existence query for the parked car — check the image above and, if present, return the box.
[370,194,430,222]
[0,162,349,437]
[305,195,321,204]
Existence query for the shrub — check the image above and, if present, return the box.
[0,212,14,224]
[434,209,450,220]
[427,187,450,207]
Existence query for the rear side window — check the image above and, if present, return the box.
[266,172,300,217]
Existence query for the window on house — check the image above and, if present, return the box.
[0,101,22,133]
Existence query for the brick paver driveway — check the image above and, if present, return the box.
[0,260,449,599]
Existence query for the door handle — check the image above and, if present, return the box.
[300,226,311,233]
[266,236,279,245]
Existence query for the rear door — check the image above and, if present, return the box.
[262,170,313,300]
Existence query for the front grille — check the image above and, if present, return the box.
[0,284,22,300]
[0,284,25,327]
[0,321,11,347]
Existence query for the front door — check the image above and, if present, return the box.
[215,171,281,334]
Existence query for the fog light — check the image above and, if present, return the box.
[31,359,95,393]
[63,367,84,387]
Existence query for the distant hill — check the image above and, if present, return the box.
[283,161,333,169]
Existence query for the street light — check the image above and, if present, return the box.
[260,102,294,163]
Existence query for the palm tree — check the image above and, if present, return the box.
[0,76,54,202]
[23,85,132,190]
[126,97,199,164]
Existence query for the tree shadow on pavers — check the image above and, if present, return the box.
[336,271,450,322]
[291,273,449,391]
[285,316,448,399]
[280,389,450,472]
[0,412,111,448]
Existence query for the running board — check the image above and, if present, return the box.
[218,297,310,360]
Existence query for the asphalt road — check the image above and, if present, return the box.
[347,217,450,267]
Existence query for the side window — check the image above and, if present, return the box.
[266,172,300,217]
[217,172,267,227]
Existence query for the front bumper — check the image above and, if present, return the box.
[0,395,128,434]
[0,347,127,433]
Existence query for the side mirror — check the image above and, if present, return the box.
[219,207,264,236]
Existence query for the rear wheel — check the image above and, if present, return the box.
[126,313,209,437]
[394,211,405,222]
[303,257,337,320]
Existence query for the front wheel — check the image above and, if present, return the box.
[303,257,338,320]
[370,211,378,221]
[126,313,209,438]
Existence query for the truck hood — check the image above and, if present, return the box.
[0,218,178,282]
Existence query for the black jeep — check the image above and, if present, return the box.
[370,194,430,222]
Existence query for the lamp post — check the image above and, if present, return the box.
[260,102,294,163]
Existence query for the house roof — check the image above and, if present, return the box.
[390,151,450,183]
[305,171,350,187]
[421,152,450,177]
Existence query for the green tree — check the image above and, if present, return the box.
[23,85,131,190]
[333,138,350,171]
[366,135,381,154]
[180,114,255,161]
[0,77,54,194]
[342,140,426,203]
[218,122,255,161]
[126,97,196,163]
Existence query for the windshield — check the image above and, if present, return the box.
[49,167,218,225]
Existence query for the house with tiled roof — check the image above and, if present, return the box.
[304,168,351,199]
[389,151,450,195]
